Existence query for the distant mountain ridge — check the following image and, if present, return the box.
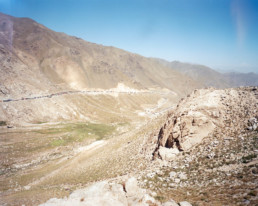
[0,12,201,99]
[0,11,257,101]
[153,58,258,88]
[223,72,258,87]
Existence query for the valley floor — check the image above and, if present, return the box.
[0,87,257,206]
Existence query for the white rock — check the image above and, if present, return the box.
[179,201,192,206]
[142,194,157,205]
[147,173,155,178]
[24,185,31,190]
[178,173,187,180]
[162,199,179,206]
[159,147,179,161]
[125,177,157,206]
[169,171,177,178]
[125,177,143,197]
[151,191,157,197]
[169,183,175,187]
[40,181,127,206]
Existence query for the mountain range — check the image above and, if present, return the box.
[1,12,257,100]
[1,12,258,206]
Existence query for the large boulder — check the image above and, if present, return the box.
[154,88,258,159]
[40,177,158,206]
[39,181,127,206]
[158,147,179,161]
[179,201,192,206]
[162,199,179,206]
[125,177,157,206]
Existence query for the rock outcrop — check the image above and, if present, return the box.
[39,177,192,206]
[247,116,258,131]
[154,87,258,160]
[40,177,156,206]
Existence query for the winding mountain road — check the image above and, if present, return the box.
[0,89,175,103]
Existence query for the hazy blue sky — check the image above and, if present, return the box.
[0,0,258,73]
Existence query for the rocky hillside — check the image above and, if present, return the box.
[0,12,202,125]
[154,59,258,88]
[1,11,258,206]
[39,177,192,206]
[154,87,257,155]
[154,59,230,88]
[2,87,257,206]
[0,12,200,98]
[140,86,258,205]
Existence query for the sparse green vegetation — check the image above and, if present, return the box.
[0,121,7,126]
[50,139,66,146]
[242,154,257,163]
[34,122,116,147]
[248,191,256,196]
[155,195,165,202]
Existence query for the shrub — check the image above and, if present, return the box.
[0,121,6,126]
[242,154,257,163]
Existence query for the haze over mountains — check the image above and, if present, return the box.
[0,12,199,97]
[1,12,258,206]
[0,12,198,125]
[0,12,257,99]
[154,59,258,88]
[0,12,257,126]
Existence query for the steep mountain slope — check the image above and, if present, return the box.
[1,11,258,206]
[0,12,200,97]
[141,86,258,205]
[0,12,203,125]
[154,59,258,88]
[154,59,230,88]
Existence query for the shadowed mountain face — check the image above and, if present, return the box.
[0,12,201,98]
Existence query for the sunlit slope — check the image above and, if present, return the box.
[0,92,178,125]
[0,12,201,97]
[0,12,203,125]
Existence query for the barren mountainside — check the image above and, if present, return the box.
[1,11,258,206]
[0,12,202,125]
[154,59,258,88]
[0,12,201,98]
[153,59,230,88]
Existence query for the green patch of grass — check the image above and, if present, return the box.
[37,123,114,138]
[192,203,200,206]
[155,195,165,202]
[35,122,116,147]
[51,139,66,146]
[117,122,129,126]
[75,123,114,140]
[0,121,7,126]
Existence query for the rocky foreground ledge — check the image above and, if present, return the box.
[153,87,258,161]
[39,177,191,206]
[38,87,257,206]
